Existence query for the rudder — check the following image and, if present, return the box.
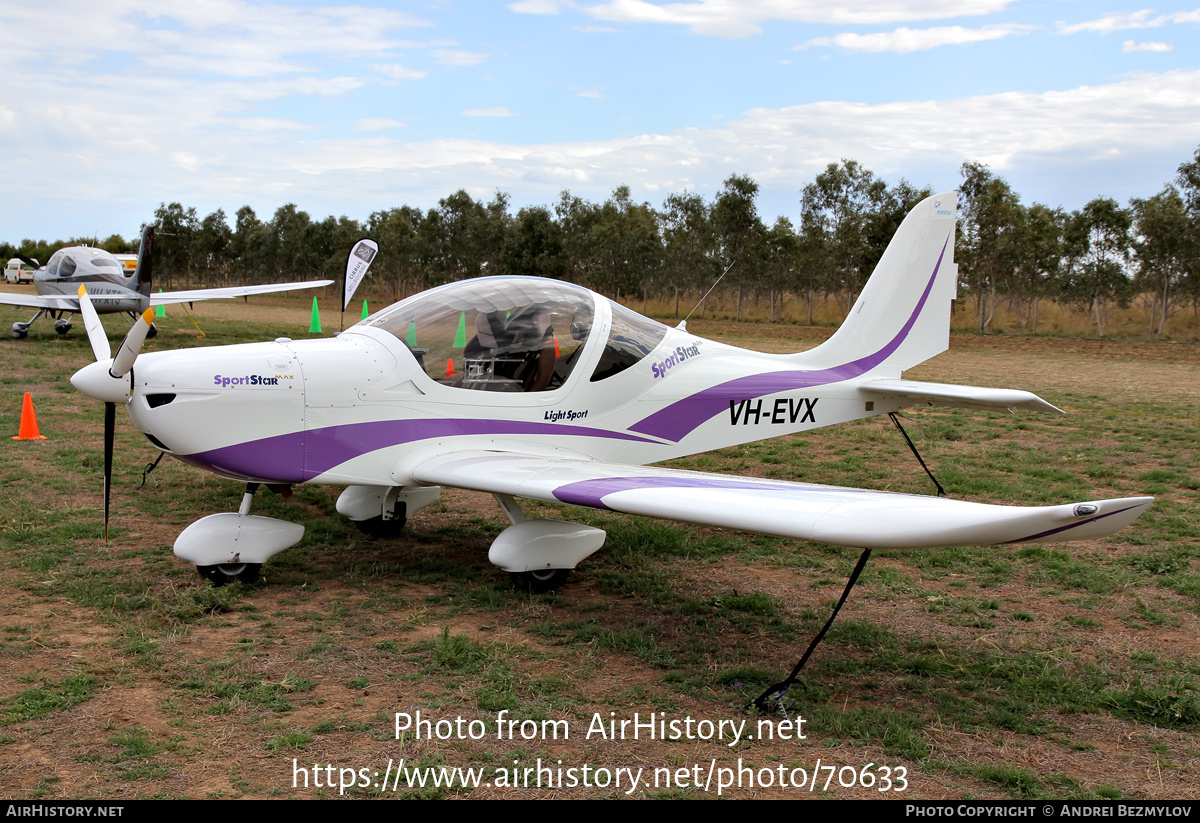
[797,192,958,377]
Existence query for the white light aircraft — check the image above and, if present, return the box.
[69,192,1151,590]
[2,227,332,338]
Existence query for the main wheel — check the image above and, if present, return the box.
[147,324,158,339]
[352,508,407,538]
[197,562,262,586]
[54,320,71,335]
[510,568,571,594]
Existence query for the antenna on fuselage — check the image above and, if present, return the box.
[679,260,736,329]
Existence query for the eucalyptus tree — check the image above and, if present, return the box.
[418,189,507,285]
[801,160,887,314]
[269,204,315,280]
[1013,203,1066,334]
[193,209,233,285]
[1131,186,1190,337]
[98,234,133,254]
[1062,198,1133,337]
[590,185,664,306]
[229,206,274,283]
[368,206,423,299]
[152,201,200,288]
[555,191,601,287]
[762,216,801,322]
[712,174,766,320]
[1175,144,1200,312]
[660,190,718,318]
[958,162,1022,332]
[500,205,566,281]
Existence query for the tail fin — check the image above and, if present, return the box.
[132,225,154,307]
[798,192,958,377]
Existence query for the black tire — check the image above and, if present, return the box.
[147,324,158,339]
[510,568,571,594]
[197,562,262,586]
[352,507,406,538]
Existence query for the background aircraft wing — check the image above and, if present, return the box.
[0,292,78,311]
[150,280,333,305]
[409,450,1150,549]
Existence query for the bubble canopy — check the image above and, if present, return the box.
[357,277,668,392]
[359,278,596,393]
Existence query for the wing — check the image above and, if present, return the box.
[0,292,78,311]
[150,280,333,305]
[409,450,1151,549]
[860,378,1062,413]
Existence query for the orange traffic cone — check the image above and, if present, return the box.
[12,392,46,440]
[445,358,455,377]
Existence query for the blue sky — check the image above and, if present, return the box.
[1,0,1198,241]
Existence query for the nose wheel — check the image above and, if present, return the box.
[197,563,262,586]
[510,568,571,594]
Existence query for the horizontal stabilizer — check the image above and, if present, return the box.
[409,451,1150,550]
[860,378,1062,413]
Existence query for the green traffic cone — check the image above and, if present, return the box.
[309,297,321,333]
[155,289,166,318]
[361,300,369,320]
[406,320,417,347]
[453,312,466,348]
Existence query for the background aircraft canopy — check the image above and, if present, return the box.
[45,248,126,280]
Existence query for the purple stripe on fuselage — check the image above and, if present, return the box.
[553,475,874,510]
[629,235,950,442]
[183,418,660,483]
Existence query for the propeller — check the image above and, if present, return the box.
[71,285,156,541]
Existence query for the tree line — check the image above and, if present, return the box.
[5,144,1199,339]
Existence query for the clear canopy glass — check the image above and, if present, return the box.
[360,278,596,393]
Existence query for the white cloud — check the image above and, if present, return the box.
[508,0,563,13]
[802,24,1032,54]
[462,107,520,117]
[582,0,1018,38]
[374,63,429,81]
[1123,39,1173,52]
[577,88,606,99]
[236,118,311,133]
[1059,9,1200,35]
[356,118,406,131]
[433,49,490,67]
[219,69,1200,214]
[0,1,433,77]
[170,151,202,171]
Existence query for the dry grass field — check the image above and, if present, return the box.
[0,292,1197,800]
